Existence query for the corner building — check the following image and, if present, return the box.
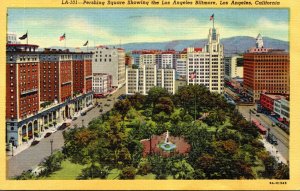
[6,44,93,146]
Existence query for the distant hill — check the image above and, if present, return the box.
[48,36,288,56]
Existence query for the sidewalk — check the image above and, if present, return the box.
[6,121,64,159]
[260,137,287,165]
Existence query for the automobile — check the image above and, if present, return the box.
[44,132,52,138]
[31,140,40,146]
[72,117,78,121]
[256,114,260,117]
[99,102,103,104]
[107,99,112,101]
[99,109,103,112]
[81,112,87,116]
[267,134,278,145]
[97,105,101,108]
[104,104,110,107]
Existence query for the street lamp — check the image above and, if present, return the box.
[50,139,53,155]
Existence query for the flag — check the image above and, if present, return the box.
[210,14,214,21]
[19,32,28,40]
[83,40,88,46]
[60,33,66,41]
[190,70,196,80]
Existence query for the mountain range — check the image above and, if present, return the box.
[49,36,289,56]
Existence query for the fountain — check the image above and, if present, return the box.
[159,130,176,151]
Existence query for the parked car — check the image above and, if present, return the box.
[104,104,110,107]
[99,109,103,112]
[44,132,52,138]
[81,112,87,116]
[72,116,78,121]
[107,99,112,101]
[256,114,260,117]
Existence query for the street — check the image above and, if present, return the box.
[238,104,289,163]
[6,86,125,178]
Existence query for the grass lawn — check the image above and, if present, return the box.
[106,168,121,180]
[135,173,156,179]
[39,160,85,180]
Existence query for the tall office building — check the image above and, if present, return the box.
[187,27,224,94]
[92,46,125,89]
[243,34,289,101]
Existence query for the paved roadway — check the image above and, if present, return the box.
[237,104,289,162]
[7,86,125,178]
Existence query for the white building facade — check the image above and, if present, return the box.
[7,33,20,44]
[140,54,156,65]
[176,58,187,79]
[224,55,243,80]
[92,46,125,89]
[92,73,112,96]
[274,98,290,122]
[161,54,173,69]
[187,28,224,94]
[126,65,175,95]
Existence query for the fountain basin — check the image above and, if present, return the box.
[160,142,176,151]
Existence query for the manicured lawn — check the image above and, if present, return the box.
[135,173,156,179]
[40,160,85,180]
[106,168,121,179]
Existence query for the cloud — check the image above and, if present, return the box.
[8,12,288,48]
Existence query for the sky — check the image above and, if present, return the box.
[8,8,289,48]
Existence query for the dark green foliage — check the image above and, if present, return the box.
[59,85,288,180]
[14,170,36,180]
[119,166,136,179]
[77,163,109,179]
[39,151,64,177]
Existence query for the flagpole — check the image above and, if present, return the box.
[195,88,197,121]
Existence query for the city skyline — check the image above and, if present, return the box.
[8,8,288,48]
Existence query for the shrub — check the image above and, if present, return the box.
[39,151,64,176]
[77,163,109,179]
[119,166,136,179]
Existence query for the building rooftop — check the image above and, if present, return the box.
[262,93,286,100]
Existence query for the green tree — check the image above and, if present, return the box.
[77,162,109,179]
[128,93,145,109]
[170,160,195,179]
[274,163,289,179]
[153,97,174,115]
[114,99,131,120]
[119,166,136,179]
[146,86,170,107]
[137,158,152,175]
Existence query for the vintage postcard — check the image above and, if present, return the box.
[0,0,300,190]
